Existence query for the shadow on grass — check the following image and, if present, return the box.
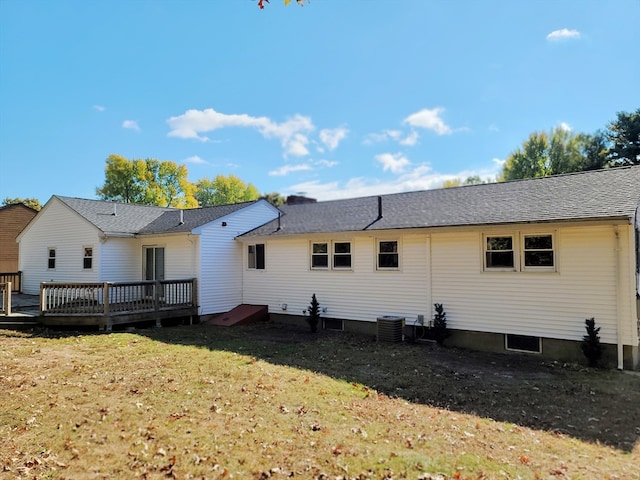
[12,319,640,453]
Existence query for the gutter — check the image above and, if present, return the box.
[615,226,624,370]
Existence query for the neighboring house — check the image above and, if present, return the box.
[239,166,640,369]
[17,196,280,316]
[0,203,38,272]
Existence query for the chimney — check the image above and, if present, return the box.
[377,196,383,219]
[286,195,317,205]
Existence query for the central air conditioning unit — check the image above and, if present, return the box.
[377,315,405,343]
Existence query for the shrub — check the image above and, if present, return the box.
[581,317,603,368]
[306,293,320,333]
[431,303,450,345]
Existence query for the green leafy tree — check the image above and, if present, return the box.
[96,154,196,207]
[194,174,260,206]
[2,197,42,210]
[500,127,606,181]
[261,192,286,207]
[606,108,640,166]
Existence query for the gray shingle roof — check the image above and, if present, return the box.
[244,166,640,237]
[54,196,258,235]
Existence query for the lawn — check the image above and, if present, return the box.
[1,322,638,479]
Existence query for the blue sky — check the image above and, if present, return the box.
[1,1,638,203]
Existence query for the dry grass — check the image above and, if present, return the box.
[1,322,639,479]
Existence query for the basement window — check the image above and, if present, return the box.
[248,244,265,270]
[323,318,344,331]
[505,334,541,353]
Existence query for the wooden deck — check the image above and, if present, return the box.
[1,279,198,331]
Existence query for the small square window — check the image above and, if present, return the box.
[485,236,514,269]
[378,240,399,269]
[48,248,56,269]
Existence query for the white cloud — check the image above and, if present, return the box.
[93,105,105,112]
[166,108,314,157]
[184,155,207,164]
[363,129,402,145]
[316,159,338,168]
[284,159,503,201]
[268,164,313,176]
[319,127,348,150]
[375,152,411,173]
[399,130,419,146]
[557,122,572,132]
[492,157,506,167]
[122,120,140,132]
[403,107,452,135]
[546,28,581,41]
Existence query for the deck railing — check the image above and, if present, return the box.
[0,282,11,316]
[40,279,197,330]
[0,272,21,293]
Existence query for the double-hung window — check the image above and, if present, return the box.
[485,235,515,270]
[484,232,556,272]
[311,241,352,270]
[248,244,265,270]
[83,247,93,269]
[311,242,329,268]
[523,234,554,269]
[333,242,351,269]
[48,248,56,269]
[377,240,399,269]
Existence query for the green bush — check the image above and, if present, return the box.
[306,293,320,333]
[581,317,603,368]
[432,303,450,345]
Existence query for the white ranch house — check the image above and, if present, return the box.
[17,166,640,369]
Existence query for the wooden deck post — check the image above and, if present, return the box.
[154,280,161,328]
[103,282,111,332]
[4,282,11,316]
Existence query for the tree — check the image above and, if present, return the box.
[500,127,605,181]
[261,192,286,207]
[606,108,640,166]
[194,174,260,207]
[258,0,305,8]
[96,154,197,208]
[442,175,488,188]
[2,197,42,210]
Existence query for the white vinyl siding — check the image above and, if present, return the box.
[18,198,102,294]
[431,225,634,345]
[242,233,431,323]
[197,201,279,315]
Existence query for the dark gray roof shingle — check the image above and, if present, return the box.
[245,166,640,237]
[54,196,258,235]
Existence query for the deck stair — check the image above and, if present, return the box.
[207,304,268,326]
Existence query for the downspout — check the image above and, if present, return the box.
[615,226,624,370]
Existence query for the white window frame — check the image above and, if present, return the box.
[484,234,516,271]
[83,246,94,270]
[310,241,353,271]
[248,243,265,270]
[521,233,556,272]
[47,248,56,270]
[311,242,329,269]
[377,239,400,270]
